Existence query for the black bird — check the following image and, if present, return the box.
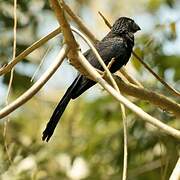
[42,17,140,142]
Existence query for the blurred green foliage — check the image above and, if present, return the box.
[0,0,180,179]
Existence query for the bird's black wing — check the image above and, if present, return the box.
[88,37,128,70]
[71,37,129,99]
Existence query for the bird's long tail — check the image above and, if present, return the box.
[42,77,80,142]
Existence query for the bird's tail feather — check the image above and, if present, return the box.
[42,77,80,142]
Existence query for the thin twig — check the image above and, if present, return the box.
[121,104,128,180]
[132,52,180,97]
[102,58,115,77]
[98,11,111,29]
[0,45,69,119]
[120,67,143,88]
[3,0,18,165]
[31,45,52,82]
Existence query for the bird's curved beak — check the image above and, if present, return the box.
[133,22,141,32]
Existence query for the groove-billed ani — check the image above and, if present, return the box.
[42,17,140,142]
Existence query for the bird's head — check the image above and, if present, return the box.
[111,17,141,35]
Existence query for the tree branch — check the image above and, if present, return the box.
[119,67,143,87]
[0,45,69,119]
[111,75,180,117]
[132,52,180,97]
[0,28,61,76]
[72,27,128,179]
[50,0,90,77]
[0,25,179,117]
[61,1,98,43]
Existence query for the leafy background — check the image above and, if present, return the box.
[0,0,179,179]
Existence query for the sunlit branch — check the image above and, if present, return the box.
[61,1,98,43]
[110,75,180,117]
[50,0,86,75]
[0,25,179,117]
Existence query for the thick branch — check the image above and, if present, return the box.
[50,0,89,77]
[0,25,179,117]
[62,1,98,43]
[112,75,180,117]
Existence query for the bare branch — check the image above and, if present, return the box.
[98,11,111,29]
[111,75,180,117]
[132,52,180,97]
[120,67,143,88]
[121,104,128,180]
[0,25,179,117]
[62,1,98,43]
[3,0,18,166]
[0,45,69,119]
[50,0,88,76]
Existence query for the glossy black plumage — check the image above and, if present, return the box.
[42,17,140,142]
